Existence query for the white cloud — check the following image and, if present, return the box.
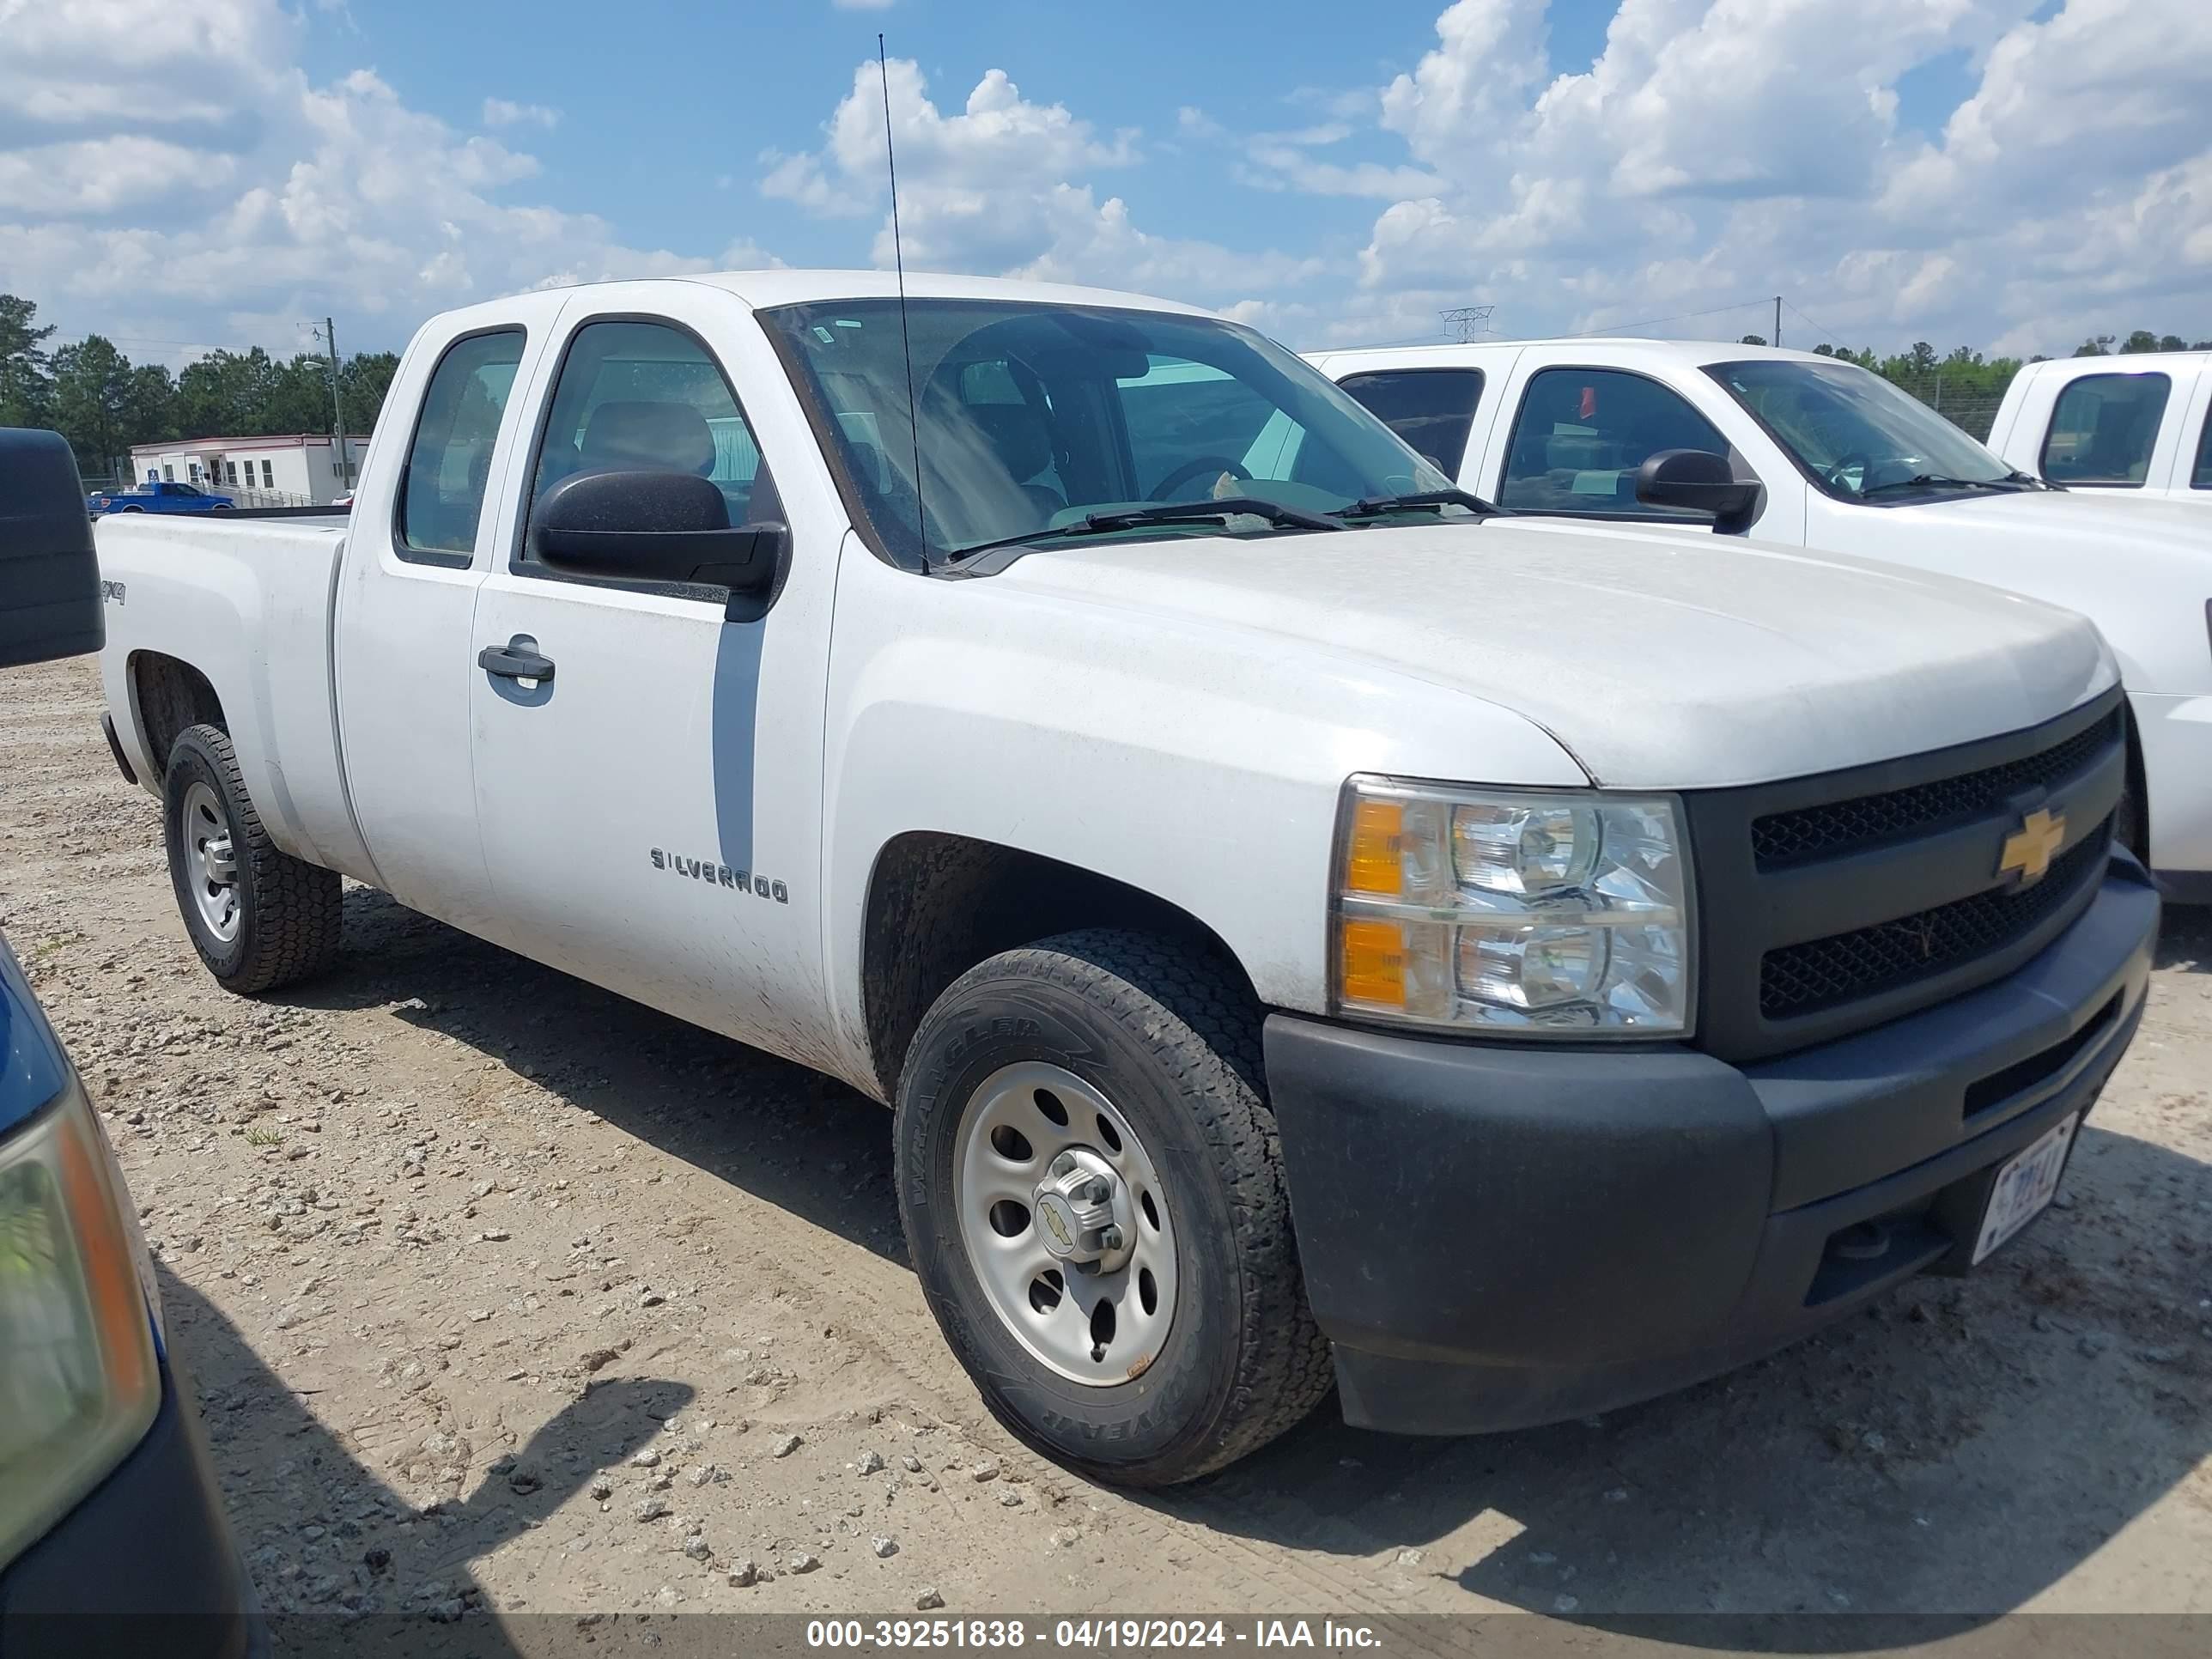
[482,97,561,130]
[0,0,769,352]
[762,57,1323,301]
[1320,0,2212,352]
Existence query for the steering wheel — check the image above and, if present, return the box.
[1149,456,1252,501]
[1822,452,1875,492]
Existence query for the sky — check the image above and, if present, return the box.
[3,0,2209,366]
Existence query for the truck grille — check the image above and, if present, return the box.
[1680,687,2127,1064]
[1759,815,2114,1019]
[1752,708,2122,867]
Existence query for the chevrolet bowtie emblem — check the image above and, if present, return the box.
[1999,807,2067,885]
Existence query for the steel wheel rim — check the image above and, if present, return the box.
[181,780,241,943]
[953,1060,1179,1387]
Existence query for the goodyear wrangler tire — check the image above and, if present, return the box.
[162,723,342,994]
[895,928,1331,1486]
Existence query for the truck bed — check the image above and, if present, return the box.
[94,512,364,878]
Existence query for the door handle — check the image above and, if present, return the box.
[479,640,555,680]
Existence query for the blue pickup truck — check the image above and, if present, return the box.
[86,480,234,516]
[3,429,258,1657]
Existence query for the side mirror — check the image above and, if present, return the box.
[532,469,788,623]
[0,428,105,669]
[1635,447,1761,534]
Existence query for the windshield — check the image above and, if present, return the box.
[1708,359,2017,499]
[759,298,1455,562]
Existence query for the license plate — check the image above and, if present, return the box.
[1971,1113,2080,1265]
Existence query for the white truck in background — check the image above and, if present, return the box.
[1987,351,2212,503]
[40,270,2161,1485]
[1313,339,2212,902]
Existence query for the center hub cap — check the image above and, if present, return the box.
[1030,1149,1129,1271]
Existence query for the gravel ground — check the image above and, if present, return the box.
[4,652,2209,1628]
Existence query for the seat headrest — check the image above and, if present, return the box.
[579,400,717,477]
[966,404,1052,483]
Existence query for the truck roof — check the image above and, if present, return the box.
[430,268,1220,331]
[2014,349,2210,376]
[1316,338,1844,370]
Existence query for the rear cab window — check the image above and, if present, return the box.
[1498,368,1732,518]
[397,330,527,565]
[2042,372,2171,486]
[2193,397,2212,490]
[1335,368,1484,477]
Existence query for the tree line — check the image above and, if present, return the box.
[0,293,400,483]
[9,284,2210,479]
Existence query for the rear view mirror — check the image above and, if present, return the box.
[0,428,104,668]
[1635,447,1761,534]
[532,469,789,623]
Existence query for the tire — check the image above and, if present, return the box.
[162,723,342,994]
[895,928,1331,1486]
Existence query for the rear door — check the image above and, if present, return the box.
[334,297,560,939]
[465,283,840,1064]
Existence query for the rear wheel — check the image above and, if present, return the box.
[162,723,342,993]
[895,929,1330,1486]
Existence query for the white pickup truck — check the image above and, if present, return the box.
[52,270,2160,1486]
[1988,351,2212,503]
[1313,339,2212,903]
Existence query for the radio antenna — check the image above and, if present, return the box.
[878,34,927,563]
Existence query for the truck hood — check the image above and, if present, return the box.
[1884,487,2212,551]
[995,519,2118,790]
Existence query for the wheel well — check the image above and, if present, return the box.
[860,832,1259,1100]
[129,653,226,769]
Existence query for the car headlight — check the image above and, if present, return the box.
[0,1076,161,1570]
[1331,776,1696,1036]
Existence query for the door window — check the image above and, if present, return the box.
[519,319,771,580]
[397,329,526,563]
[1498,368,1733,518]
[2191,399,2211,490]
[2042,373,2171,485]
[1336,368,1484,477]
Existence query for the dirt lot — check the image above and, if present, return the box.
[4,652,2210,1631]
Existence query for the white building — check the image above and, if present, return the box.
[125,433,371,506]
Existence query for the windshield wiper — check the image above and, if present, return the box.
[1331,487,1498,521]
[1857,473,2023,497]
[945,496,1344,562]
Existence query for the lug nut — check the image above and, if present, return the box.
[1085,1178,1112,1203]
[1050,1153,1076,1177]
[1099,1225,1124,1252]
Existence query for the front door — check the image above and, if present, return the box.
[466,291,836,1066]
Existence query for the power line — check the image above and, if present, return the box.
[1559,297,1776,340]
[1782,297,1845,348]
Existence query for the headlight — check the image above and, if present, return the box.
[0,1077,161,1570]
[1332,777,1696,1036]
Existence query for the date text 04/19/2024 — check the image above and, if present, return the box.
[804,1620,1383,1650]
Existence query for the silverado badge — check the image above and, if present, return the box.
[1998,808,2066,886]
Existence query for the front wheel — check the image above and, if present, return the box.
[895,930,1331,1486]
[162,723,343,993]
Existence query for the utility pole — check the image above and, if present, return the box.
[1774,296,1783,349]
[320,317,347,484]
